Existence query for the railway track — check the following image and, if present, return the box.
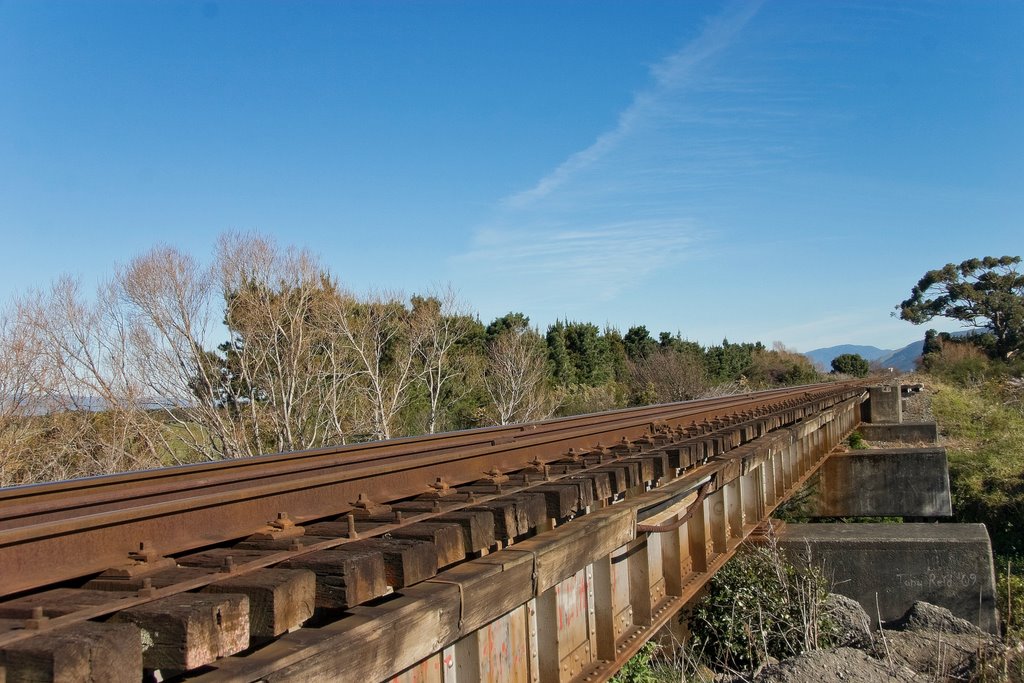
[0,382,867,681]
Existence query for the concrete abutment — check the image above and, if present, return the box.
[781,387,999,635]
[778,522,999,634]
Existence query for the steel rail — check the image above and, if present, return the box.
[0,389,806,530]
[0,383,862,597]
[0,435,717,650]
[0,384,823,515]
[0,385,824,528]
[190,389,866,683]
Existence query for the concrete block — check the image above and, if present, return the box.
[858,422,938,444]
[778,523,998,634]
[867,386,902,423]
[803,448,951,517]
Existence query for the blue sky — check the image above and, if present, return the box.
[1,0,1021,352]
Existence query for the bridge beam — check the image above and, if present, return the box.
[190,392,862,682]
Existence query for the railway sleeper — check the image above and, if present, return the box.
[86,566,317,640]
[309,537,437,589]
[274,548,387,610]
[386,522,466,568]
[389,503,495,553]
[175,545,387,611]
[109,592,249,672]
[0,587,139,620]
[524,483,583,520]
[457,488,548,537]
[573,471,613,502]
[417,492,523,541]
[464,499,523,539]
[0,620,141,683]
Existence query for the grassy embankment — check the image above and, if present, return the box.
[929,376,1024,640]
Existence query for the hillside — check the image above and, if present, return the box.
[874,340,925,371]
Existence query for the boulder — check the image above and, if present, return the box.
[824,593,873,648]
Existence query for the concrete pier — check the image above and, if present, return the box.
[802,447,952,518]
[779,523,999,634]
[867,385,902,423]
[858,422,938,444]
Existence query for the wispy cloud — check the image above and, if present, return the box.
[505,0,764,208]
[451,1,765,321]
[457,218,707,301]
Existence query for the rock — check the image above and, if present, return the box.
[750,647,926,683]
[887,601,986,637]
[873,603,1006,681]
[823,593,873,648]
[874,629,999,681]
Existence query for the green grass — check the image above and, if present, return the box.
[927,376,1024,644]
[931,379,1024,556]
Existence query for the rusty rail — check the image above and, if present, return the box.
[0,382,869,683]
[0,383,857,598]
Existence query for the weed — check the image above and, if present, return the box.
[687,538,838,671]
[997,556,1023,641]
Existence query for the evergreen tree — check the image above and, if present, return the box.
[705,339,759,382]
[623,325,656,360]
[485,312,531,343]
[545,321,576,386]
[830,353,870,377]
[897,255,1024,358]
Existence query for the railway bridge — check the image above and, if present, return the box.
[0,382,994,682]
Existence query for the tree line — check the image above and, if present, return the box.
[0,233,823,487]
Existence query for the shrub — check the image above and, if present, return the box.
[847,431,867,449]
[627,349,708,405]
[750,345,821,387]
[688,542,839,671]
[610,642,660,683]
[555,382,625,417]
[925,343,998,386]
[610,639,715,683]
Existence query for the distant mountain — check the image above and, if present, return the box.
[803,344,894,370]
[875,340,925,372]
[804,341,923,373]
[804,329,988,374]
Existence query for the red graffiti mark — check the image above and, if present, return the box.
[557,572,589,631]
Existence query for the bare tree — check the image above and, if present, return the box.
[213,232,361,454]
[14,277,167,477]
[2,232,441,484]
[483,328,555,425]
[413,287,476,434]
[116,244,245,461]
[333,290,426,441]
[628,348,707,404]
[0,308,45,486]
